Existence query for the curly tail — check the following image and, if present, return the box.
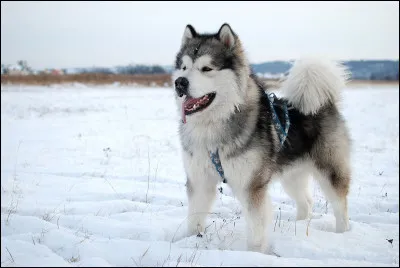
[280,57,350,115]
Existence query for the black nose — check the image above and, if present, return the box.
[175,77,189,97]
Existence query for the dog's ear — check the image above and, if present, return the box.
[217,23,236,48]
[182,24,197,46]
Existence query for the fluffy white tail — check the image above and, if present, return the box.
[280,57,350,115]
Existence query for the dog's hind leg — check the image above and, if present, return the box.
[313,166,350,233]
[311,130,351,233]
[280,165,313,220]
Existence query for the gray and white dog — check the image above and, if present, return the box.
[172,23,351,253]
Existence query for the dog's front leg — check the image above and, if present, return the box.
[231,175,272,253]
[184,151,218,236]
[243,181,272,253]
[186,176,217,235]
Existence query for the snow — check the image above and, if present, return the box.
[1,83,399,267]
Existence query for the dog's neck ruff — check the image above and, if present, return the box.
[209,92,291,183]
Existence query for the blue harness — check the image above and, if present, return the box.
[209,92,290,183]
[266,92,291,146]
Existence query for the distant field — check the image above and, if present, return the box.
[1,73,398,87]
[1,74,173,87]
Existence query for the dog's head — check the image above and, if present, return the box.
[173,23,250,124]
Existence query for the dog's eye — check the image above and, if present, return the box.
[182,66,187,71]
[201,67,213,72]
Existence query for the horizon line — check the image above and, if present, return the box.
[2,58,399,71]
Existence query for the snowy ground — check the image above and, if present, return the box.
[1,83,399,267]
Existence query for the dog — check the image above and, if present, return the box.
[172,23,351,253]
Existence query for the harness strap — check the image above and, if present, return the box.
[267,93,290,147]
[209,150,227,183]
[209,91,290,183]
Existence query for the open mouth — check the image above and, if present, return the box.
[181,92,216,123]
[183,92,216,115]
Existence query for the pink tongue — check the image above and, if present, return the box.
[182,97,202,124]
[181,101,186,124]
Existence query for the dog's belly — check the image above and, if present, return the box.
[271,158,314,183]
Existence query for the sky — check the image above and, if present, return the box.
[1,1,399,69]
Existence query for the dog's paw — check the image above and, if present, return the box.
[247,243,268,254]
[335,218,350,233]
[247,237,268,254]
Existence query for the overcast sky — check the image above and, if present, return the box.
[1,1,399,69]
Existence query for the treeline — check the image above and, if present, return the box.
[65,60,398,81]
[250,60,399,81]
[66,65,167,75]
[3,60,398,81]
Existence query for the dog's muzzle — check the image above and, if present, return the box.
[175,77,189,97]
